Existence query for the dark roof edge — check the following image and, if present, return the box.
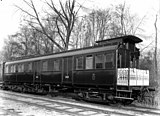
[96,35,143,44]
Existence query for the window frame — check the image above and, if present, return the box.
[5,65,9,73]
[85,54,94,70]
[42,60,48,72]
[53,59,61,71]
[17,63,24,73]
[75,56,84,70]
[10,65,13,73]
[95,53,104,69]
[28,62,33,72]
[104,52,114,69]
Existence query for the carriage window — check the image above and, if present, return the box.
[48,59,53,71]
[18,64,20,72]
[28,63,32,72]
[18,64,21,72]
[24,63,27,72]
[76,56,83,70]
[105,53,114,68]
[42,61,48,71]
[5,65,9,73]
[21,64,24,72]
[18,64,22,72]
[8,65,11,73]
[10,65,12,73]
[13,65,16,72]
[85,55,93,69]
[10,65,16,73]
[53,59,60,71]
[11,65,14,73]
[95,54,104,69]
[18,64,24,72]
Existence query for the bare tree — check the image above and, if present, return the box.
[154,14,158,81]
[109,2,144,37]
[110,2,126,36]
[88,9,111,41]
[2,36,24,61]
[13,25,34,56]
[77,9,111,47]
[46,0,80,50]
[70,18,84,49]
[16,0,80,51]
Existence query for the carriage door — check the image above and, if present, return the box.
[33,61,41,83]
[63,57,73,84]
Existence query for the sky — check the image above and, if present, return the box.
[0,0,159,51]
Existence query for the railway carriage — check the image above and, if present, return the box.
[2,35,151,104]
[0,62,3,86]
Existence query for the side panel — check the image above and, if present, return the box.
[41,59,62,84]
[16,73,33,83]
[73,70,116,86]
[3,74,16,83]
[41,72,62,84]
[73,50,116,87]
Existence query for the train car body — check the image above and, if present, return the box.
[0,62,3,86]
[2,35,150,104]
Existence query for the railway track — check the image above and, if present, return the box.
[0,90,160,116]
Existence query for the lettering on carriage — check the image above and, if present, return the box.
[65,75,69,79]
[117,68,128,85]
[92,73,96,80]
